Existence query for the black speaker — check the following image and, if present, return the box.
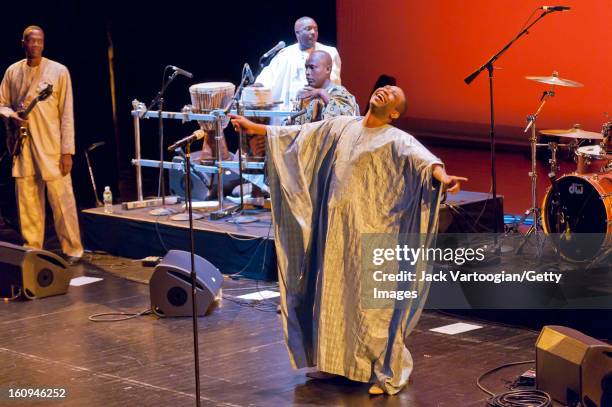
[536,325,612,407]
[149,250,223,317]
[168,155,241,201]
[168,156,212,201]
[0,241,71,299]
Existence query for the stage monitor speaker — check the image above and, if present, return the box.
[169,156,212,201]
[169,155,241,201]
[536,325,612,407]
[0,241,71,299]
[149,250,223,317]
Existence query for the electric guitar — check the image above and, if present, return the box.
[6,83,53,158]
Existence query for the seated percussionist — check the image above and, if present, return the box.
[293,50,358,125]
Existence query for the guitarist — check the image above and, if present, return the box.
[0,25,83,264]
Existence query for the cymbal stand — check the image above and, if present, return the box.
[515,88,555,255]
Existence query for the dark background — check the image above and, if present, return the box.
[0,0,337,207]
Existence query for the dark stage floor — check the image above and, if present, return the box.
[1,257,555,407]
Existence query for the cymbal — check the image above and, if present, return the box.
[525,74,583,88]
[540,127,603,139]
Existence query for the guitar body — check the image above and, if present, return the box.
[5,84,53,158]
[6,112,29,158]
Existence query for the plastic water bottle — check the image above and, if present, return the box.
[103,186,113,214]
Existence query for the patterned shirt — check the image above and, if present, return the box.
[294,85,359,125]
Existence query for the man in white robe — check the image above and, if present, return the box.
[255,16,341,107]
[230,86,467,395]
[0,26,83,262]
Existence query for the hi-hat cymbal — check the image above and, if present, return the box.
[540,126,603,139]
[525,74,583,88]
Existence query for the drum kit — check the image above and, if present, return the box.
[516,72,611,263]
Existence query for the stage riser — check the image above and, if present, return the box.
[82,191,500,282]
[82,214,276,281]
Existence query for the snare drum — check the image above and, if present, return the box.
[575,145,611,174]
[189,82,235,131]
[542,172,612,262]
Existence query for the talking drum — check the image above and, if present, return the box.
[575,144,611,174]
[189,82,235,131]
[542,173,612,262]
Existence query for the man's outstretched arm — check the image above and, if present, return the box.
[229,114,268,136]
[432,164,468,194]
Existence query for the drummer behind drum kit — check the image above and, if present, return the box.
[517,72,611,263]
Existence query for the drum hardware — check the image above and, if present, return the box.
[515,86,557,255]
[515,72,585,256]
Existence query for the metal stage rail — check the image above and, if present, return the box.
[130,102,291,202]
[132,158,265,172]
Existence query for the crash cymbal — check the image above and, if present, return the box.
[540,125,603,139]
[525,72,583,88]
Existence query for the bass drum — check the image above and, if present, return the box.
[542,173,612,262]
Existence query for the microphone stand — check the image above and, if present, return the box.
[210,64,252,220]
[464,9,556,249]
[148,67,179,216]
[171,140,202,407]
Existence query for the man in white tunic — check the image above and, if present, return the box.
[0,26,83,262]
[230,86,466,395]
[255,16,341,107]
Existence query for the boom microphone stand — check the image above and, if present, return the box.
[145,66,181,216]
[464,9,558,241]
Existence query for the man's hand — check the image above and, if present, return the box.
[440,174,468,194]
[60,154,73,176]
[297,86,330,104]
[297,86,319,101]
[9,112,26,127]
[433,164,467,194]
[228,114,267,136]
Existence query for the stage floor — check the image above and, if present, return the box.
[1,259,552,407]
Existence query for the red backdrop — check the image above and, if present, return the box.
[336,0,611,143]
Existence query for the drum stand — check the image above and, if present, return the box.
[515,89,555,255]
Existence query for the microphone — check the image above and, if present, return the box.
[170,65,194,79]
[242,63,254,85]
[167,131,205,152]
[541,5,571,11]
[261,41,286,60]
[87,141,106,152]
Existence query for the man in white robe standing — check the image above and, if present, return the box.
[230,86,467,395]
[0,25,83,263]
[255,16,341,108]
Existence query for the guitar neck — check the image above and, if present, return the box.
[20,98,40,119]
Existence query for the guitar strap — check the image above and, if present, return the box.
[15,58,48,110]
